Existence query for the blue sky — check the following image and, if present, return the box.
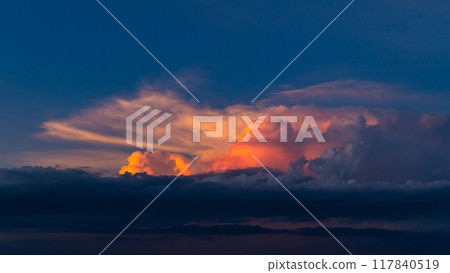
[1,3,449,101]
[0,0,448,164]
[0,0,449,163]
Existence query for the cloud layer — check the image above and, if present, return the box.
[33,80,450,182]
[0,166,449,254]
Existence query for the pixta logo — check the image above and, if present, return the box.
[126,105,172,152]
[193,115,325,143]
[126,107,325,151]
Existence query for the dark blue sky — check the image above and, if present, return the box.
[0,0,449,156]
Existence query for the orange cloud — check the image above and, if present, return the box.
[211,122,329,172]
[36,81,392,175]
[119,150,192,176]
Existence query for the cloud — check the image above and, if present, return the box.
[267,80,450,110]
[119,150,192,176]
[1,166,450,229]
[0,166,450,254]
[33,83,372,173]
[307,144,363,181]
[3,149,131,175]
[31,80,450,180]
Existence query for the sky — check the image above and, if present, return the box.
[0,0,449,254]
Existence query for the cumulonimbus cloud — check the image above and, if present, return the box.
[35,80,450,179]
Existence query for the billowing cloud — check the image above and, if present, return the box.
[119,150,192,176]
[34,80,450,179]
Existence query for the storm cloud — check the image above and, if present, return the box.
[0,166,449,254]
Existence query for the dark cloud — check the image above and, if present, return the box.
[318,111,450,183]
[0,166,449,254]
